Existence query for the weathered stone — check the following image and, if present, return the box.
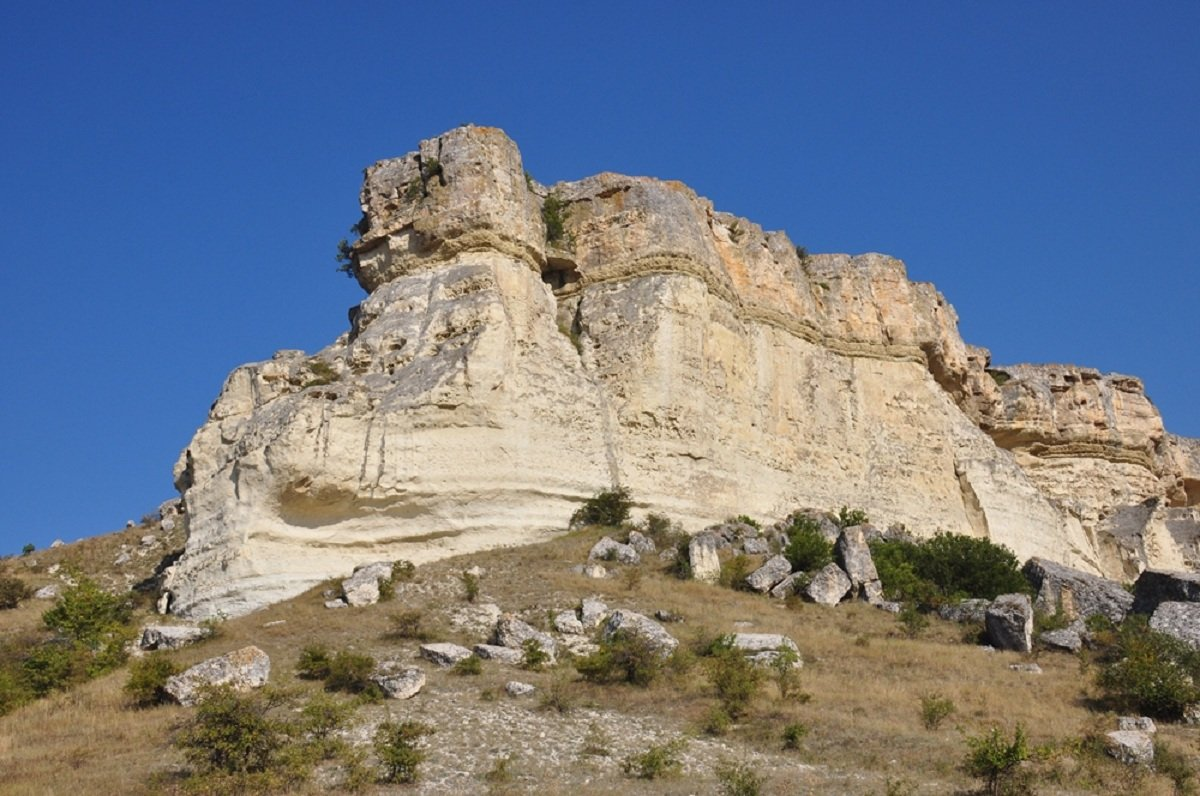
[835,526,879,595]
[1023,557,1132,624]
[419,642,473,667]
[450,602,501,636]
[937,599,991,624]
[731,633,802,667]
[588,537,640,565]
[1105,730,1155,766]
[372,662,425,699]
[742,538,770,556]
[861,579,886,605]
[140,534,157,547]
[601,610,678,656]
[1132,569,1200,615]
[165,646,270,706]
[493,615,557,661]
[626,531,656,555]
[472,644,524,665]
[804,563,852,606]
[688,534,722,584]
[1008,663,1042,674]
[324,599,348,609]
[341,561,394,607]
[33,585,58,600]
[985,594,1033,653]
[745,554,793,593]
[139,624,209,651]
[768,573,799,599]
[1117,716,1156,734]
[580,597,608,629]
[575,563,608,579]
[114,551,131,566]
[1038,628,1083,653]
[1149,601,1200,649]
[553,610,584,635]
[655,609,684,623]
[505,681,535,697]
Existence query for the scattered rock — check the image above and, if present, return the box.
[804,563,851,606]
[140,535,158,547]
[985,594,1033,653]
[1038,627,1083,653]
[626,531,656,555]
[1149,601,1200,649]
[164,646,271,706]
[745,554,793,593]
[114,551,131,566]
[937,599,991,624]
[1105,730,1154,766]
[505,681,535,697]
[835,526,879,597]
[161,518,176,532]
[1023,557,1133,624]
[874,600,903,614]
[372,662,426,699]
[463,565,486,578]
[574,563,608,579]
[769,573,799,600]
[493,615,557,661]
[1008,663,1042,674]
[742,537,770,556]
[472,644,524,665]
[1117,716,1156,734]
[452,602,503,635]
[33,585,58,600]
[50,540,64,548]
[688,533,722,584]
[554,610,584,635]
[580,597,608,629]
[341,561,395,607]
[139,624,209,651]
[325,598,348,609]
[47,564,60,575]
[601,610,678,656]
[731,633,802,667]
[588,537,639,565]
[655,609,684,623]
[419,643,474,667]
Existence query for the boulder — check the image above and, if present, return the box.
[588,537,640,565]
[769,573,799,600]
[626,531,656,555]
[1149,601,1200,649]
[1023,557,1132,624]
[1132,569,1200,615]
[451,602,503,635]
[745,554,793,593]
[730,633,802,667]
[1008,663,1042,674]
[419,643,474,667]
[493,615,557,661]
[1105,730,1154,766]
[341,561,394,607]
[835,526,879,596]
[1117,716,1156,734]
[804,563,852,606]
[372,663,425,699]
[33,585,58,600]
[601,610,678,656]
[164,646,271,706]
[937,598,991,624]
[553,610,585,635]
[139,624,209,651]
[505,681,535,697]
[579,597,608,630]
[742,538,770,556]
[472,644,524,665]
[688,533,722,584]
[1038,627,1083,653]
[576,563,608,579]
[985,594,1033,653]
[324,599,348,609]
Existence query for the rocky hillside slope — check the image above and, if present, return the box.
[163,125,1199,619]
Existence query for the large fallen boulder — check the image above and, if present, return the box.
[601,610,678,656]
[745,554,793,593]
[588,537,640,565]
[1022,557,1132,624]
[493,615,557,661]
[804,563,852,606]
[835,526,880,599]
[165,646,271,706]
[341,561,395,607]
[1131,570,1200,615]
[730,633,802,667]
[985,594,1033,653]
[688,533,722,584]
[371,662,426,699]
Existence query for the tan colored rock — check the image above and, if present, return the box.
[163,125,1198,619]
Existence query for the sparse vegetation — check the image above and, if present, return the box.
[374,720,434,784]
[963,724,1029,796]
[576,631,662,686]
[461,570,480,602]
[836,506,869,528]
[622,737,686,779]
[715,757,763,796]
[898,604,929,638]
[452,654,483,676]
[719,554,754,590]
[705,636,762,719]
[919,692,955,730]
[784,515,833,572]
[1095,615,1200,720]
[782,721,809,750]
[520,638,550,671]
[388,609,433,641]
[0,576,31,609]
[124,652,182,707]
[542,193,568,244]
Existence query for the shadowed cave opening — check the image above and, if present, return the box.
[541,254,580,293]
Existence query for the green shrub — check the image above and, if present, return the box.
[719,554,755,590]
[728,515,761,530]
[125,652,182,707]
[706,638,761,719]
[576,631,662,686]
[898,604,929,639]
[570,486,632,528]
[0,668,31,716]
[782,722,809,750]
[175,685,286,774]
[324,651,378,697]
[870,533,1027,604]
[769,648,804,700]
[919,693,955,730]
[374,720,433,784]
[20,641,79,697]
[521,638,551,671]
[393,560,416,581]
[335,237,355,277]
[388,610,431,642]
[701,705,732,736]
[296,644,332,680]
[836,506,869,528]
[42,575,132,649]
[622,737,686,779]
[715,758,763,796]
[870,539,940,605]
[1096,615,1200,720]
[0,576,31,609]
[461,570,480,603]
[537,673,574,714]
[21,543,35,556]
[299,692,355,750]
[784,516,832,572]
[542,194,568,244]
[452,655,482,676]
[963,724,1029,796]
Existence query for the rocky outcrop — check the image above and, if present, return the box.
[163,125,1198,618]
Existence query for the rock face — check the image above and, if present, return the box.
[163,124,1200,618]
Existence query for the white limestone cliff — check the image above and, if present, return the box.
[163,125,1198,618]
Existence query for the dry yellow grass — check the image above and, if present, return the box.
[0,524,1195,794]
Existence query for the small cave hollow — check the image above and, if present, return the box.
[541,255,580,294]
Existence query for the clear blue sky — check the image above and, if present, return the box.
[1,2,1197,553]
